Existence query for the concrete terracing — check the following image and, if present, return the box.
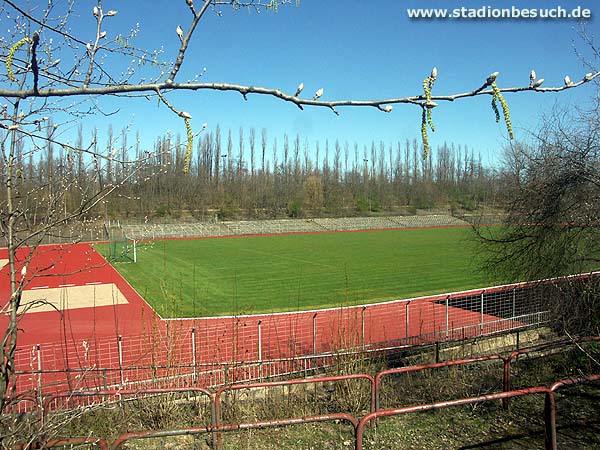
[121,215,469,240]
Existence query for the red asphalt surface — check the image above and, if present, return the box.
[0,243,160,348]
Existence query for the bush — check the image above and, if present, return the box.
[286,199,303,218]
[154,204,169,218]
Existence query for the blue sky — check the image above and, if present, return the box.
[21,0,600,166]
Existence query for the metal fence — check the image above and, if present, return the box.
[29,214,474,245]
[11,278,555,402]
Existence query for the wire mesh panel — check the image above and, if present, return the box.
[13,276,581,403]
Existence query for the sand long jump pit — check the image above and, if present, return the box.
[18,283,128,313]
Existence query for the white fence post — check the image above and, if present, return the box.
[257,320,263,380]
[312,313,318,355]
[361,306,366,350]
[118,335,124,385]
[480,291,485,335]
[405,301,410,342]
[191,327,197,384]
[445,296,450,341]
[512,289,516,320]
[36,344,42,412]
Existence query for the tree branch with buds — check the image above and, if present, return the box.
[1,71,597,103]
[2,69,597,160]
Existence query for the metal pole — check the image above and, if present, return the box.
[312,313,318,355]
[445,296,449,341]
[258,320,263,380]
[502,357,511,410]
[480,292,485,335]
[133,239,137,263]
[544,391,558,450]
[257,320,263,361]
[36,344,42,421]
[118,335,124,385]
[36,344,42,388]
[512,288,516,321]
[191,328,197,384]
[405,301,410,342]
[361,307,366,350]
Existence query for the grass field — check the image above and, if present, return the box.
[97,228,496,318]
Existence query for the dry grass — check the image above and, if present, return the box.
[4,338,599,449]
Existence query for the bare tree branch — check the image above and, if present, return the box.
[0,72,597,107]
[167,0,213,84]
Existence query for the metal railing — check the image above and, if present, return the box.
[11,336,599,449]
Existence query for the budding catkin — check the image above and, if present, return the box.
[491,82,513,139]
[183,118,193,174]
[7,37,30,81]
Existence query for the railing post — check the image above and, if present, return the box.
[36,343,42,394]
[118,335,124,385]
[544,391,558,450]
[502,355,511,410]
[191,327,197,384]
[445,295,449,341]
[361,307,366,350]
[36,344,43,426]
[480,291,485,335]
[405,301,410,343]
[257,320,263,380]
[512,288,516,320]
[312,313,318,355]
[211,394,218,450]
[257,320,262,361]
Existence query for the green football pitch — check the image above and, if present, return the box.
[97,228,495,318]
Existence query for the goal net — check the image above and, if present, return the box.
[108,237,137,263]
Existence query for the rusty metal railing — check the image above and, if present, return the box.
[111,413,358,450]
[357,373,600,450]
[16,372,600,449]
[13,336,600,449]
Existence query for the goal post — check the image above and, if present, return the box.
[108,237,137,263]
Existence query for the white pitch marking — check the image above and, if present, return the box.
[59,283,76,287]
[31,286,49,290]
[85,282,103,285]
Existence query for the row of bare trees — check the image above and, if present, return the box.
[4,123,496,222]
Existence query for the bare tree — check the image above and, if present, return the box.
[477,104,600,334]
